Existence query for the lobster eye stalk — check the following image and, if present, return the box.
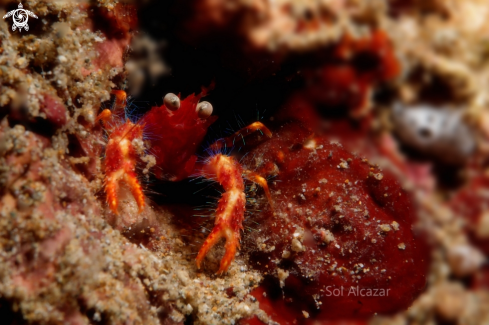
[163,93,180,111]
[196,101,213,118]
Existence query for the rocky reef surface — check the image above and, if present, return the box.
[1,1,489,324]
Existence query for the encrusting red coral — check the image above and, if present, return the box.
[82,2,138,72]
[450,175,489,256]
[237,122,428,322]
[277,98,435,193]
[39,93,68,128]
[92,3,138,40]
[299,30,400,118]
[231,31,429,319]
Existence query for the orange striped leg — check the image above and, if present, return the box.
[111,89,127,111]
[124,170,145,213]
[196,189,246,273]
[96,109,112,124]
[97,90,127,123]
[243,170,273,209]
[210,122,272,151]
[105,170,123,214]
[196,154,246,273]
[105,169,145,214]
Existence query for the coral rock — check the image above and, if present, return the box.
[241,122,428,321]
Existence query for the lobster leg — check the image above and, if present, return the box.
[196,188,246,273]
[243,170,273,209]
[196,152,273,273]
[124,170,146,213]
[105,170,122,214]
[209,121,272,151]
[104,139,146,215]
[196,154,246,273]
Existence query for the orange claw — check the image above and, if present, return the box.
[103,118,145,215]
[210,121,272,151]
[196,154,246,273]
[97,90,146,215]
[196,152,273,273]
[107,169,146,214]
[96,90,128,127]
[195,190,245,273]
[96,108,112,124]
[111,89,127,111]
[125,170,146,212]
[197,124,273,273]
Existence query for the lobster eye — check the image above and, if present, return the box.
[196,101,213,118]
[164,93,180,111]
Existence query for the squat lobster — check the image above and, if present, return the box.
[97,87,273,273]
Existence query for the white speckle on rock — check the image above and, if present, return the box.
[277,268,289,288]
[320,228,335,244]
[291,238,304,252]
[379,224,392,232]
[446,244,484,277]
[177,269,190,285]
[391,221,400,231]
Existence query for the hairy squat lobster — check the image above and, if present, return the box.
[96,87,273,273]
